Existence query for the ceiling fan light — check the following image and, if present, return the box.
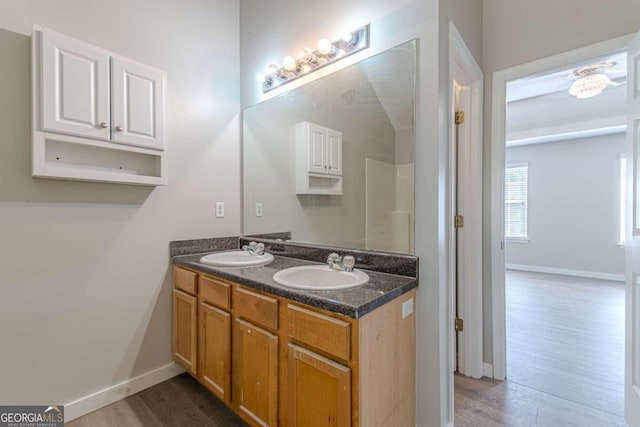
[569,73,612,99]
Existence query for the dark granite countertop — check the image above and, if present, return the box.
[172,251,418,318]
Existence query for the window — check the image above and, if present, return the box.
[505,164,528,240]
[620,154,627,246]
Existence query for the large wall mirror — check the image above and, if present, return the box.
[243,40,416,254]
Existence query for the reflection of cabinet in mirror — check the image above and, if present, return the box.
[295,121,343,195]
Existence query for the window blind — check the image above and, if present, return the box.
[505,165,528,239]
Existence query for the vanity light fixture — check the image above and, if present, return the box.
[261,24,370,93]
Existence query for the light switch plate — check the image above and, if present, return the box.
[215,202,225,218]
[255,202,263,217]
[402,298,414,319]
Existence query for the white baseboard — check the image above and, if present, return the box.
[506,263,624,282]
[483,363,494,379]
[64,362,185,422]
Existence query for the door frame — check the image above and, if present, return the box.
[490,34,634,381]
[448,21,484,388]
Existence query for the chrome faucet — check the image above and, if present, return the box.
[327,253,356,272]
[243,241,265,255]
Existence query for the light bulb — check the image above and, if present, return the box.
[300,63,311,73]
[267,64,279,75]
[341,31,354,43]
[317,38,333,55]
[283,56,297,71]
[301,48,317,64]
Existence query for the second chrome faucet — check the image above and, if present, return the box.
[327,253,356,272]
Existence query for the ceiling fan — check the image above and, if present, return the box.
[568,61,626,99]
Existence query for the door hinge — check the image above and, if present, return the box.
[455,317,464,332]
[454,215,464,229]
[455,111,465,125]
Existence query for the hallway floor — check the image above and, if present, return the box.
[455,270,626,426]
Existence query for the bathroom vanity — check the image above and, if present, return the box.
[170,38,419,427]
[170,239,417,427]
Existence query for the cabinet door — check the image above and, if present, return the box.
[173,289,197,375]
[40,29,110,140]
[111,57,165,151]
[199,302,231,403]
[235,319,278,427]
[325,129,343,176]
[288,344,351,427]
[307,123,327,174]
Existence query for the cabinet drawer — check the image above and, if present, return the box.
[199,275,231,310]
[173,266,197,295]
[235,288,278,331]
[287,304,351,361]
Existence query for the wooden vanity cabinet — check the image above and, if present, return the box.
[172,265,416,427]
[234,319,279,426]
[197,274,232,403]
[199,302,231,403]
[233,287,280,426]
[172,289,197,375]
[287,344,351,427]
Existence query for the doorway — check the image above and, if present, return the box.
[447,21,485,424]
[489,35,633,424]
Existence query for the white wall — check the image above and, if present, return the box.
[482,0,640,364]
[240,1,481,425]
[505,134,626,276]
[0,0,240,413]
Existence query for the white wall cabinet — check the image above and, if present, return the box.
[295,121,343,195]
[33,26,167,186]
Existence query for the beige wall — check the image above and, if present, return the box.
[241,1,481,424]
[482,0,640,364]
[0,0,240,409]
[505,135,626,276]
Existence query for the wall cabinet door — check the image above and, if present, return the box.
[325,129,343,176]
[199,302,231,403]
[288,344,351,427]
[235,319,278,427]
[173,289,197,375]
[307,122,327,174]
[40,29,110,140]
[111,57,165,151]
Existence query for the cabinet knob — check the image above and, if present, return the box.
[115,125,124,132]
[99,122,109,129]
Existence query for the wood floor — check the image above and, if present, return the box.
[455,270,626,426]
[67,373,248,427]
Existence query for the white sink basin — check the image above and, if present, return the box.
[272,265,369,290]
[200,251,274,267]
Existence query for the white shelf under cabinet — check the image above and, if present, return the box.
[32,25,167,186]
[33,132,167,186]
